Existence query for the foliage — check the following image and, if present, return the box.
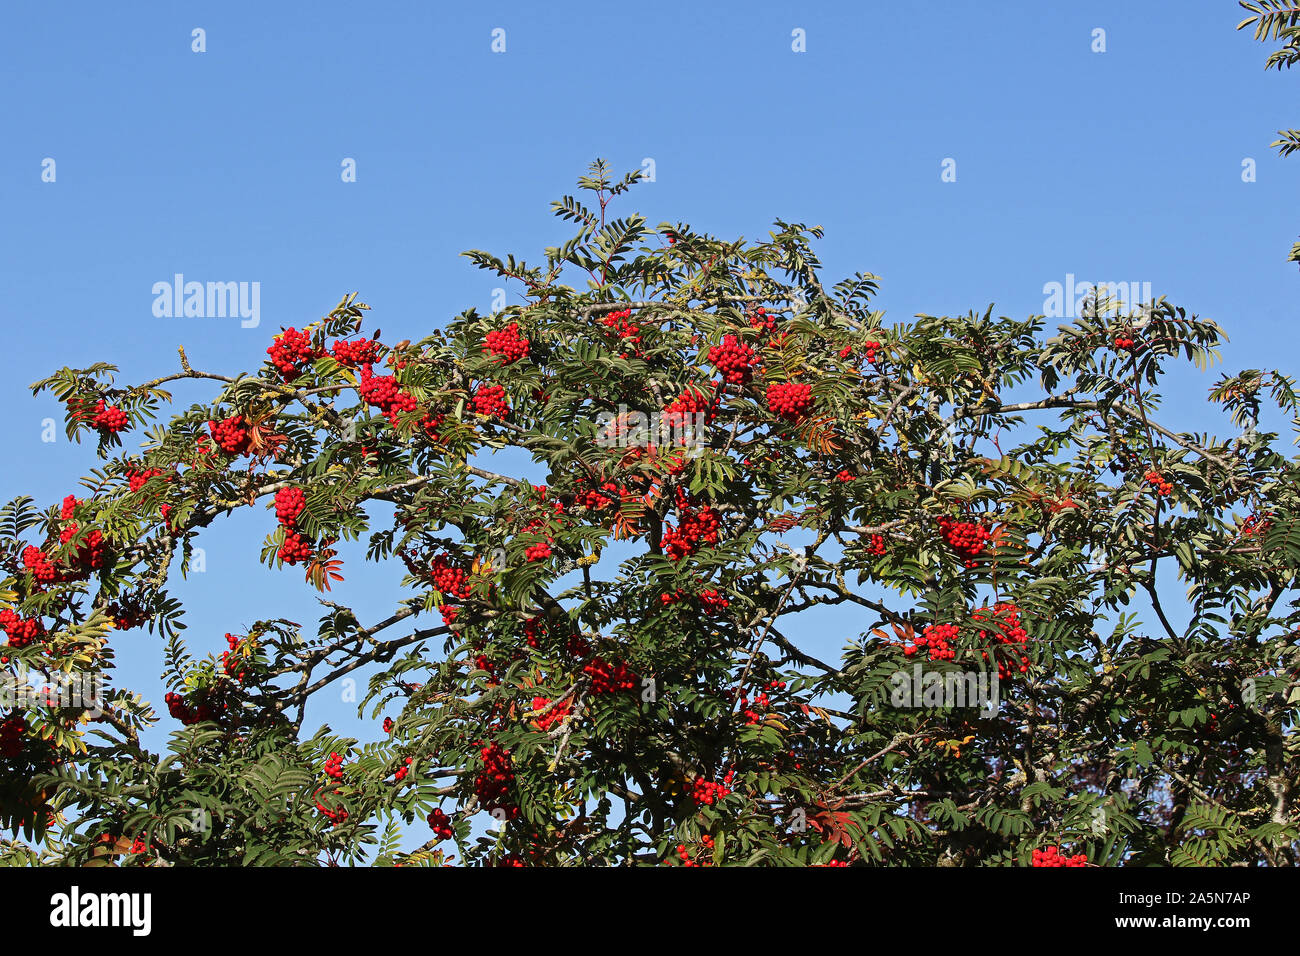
[1,160,1297,867]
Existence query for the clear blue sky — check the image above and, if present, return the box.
[1,0,1296,846]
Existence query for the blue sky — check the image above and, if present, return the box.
[1,0,1296,852]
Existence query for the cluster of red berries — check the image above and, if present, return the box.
[531,696,571,732]
[471,383,511,419]
[523,617,546,649]
[427,808,454,841]
[659,587,729,614]
[430,554,472,600]
[767,381,813,422]
[1031,846,1087,867]
[662,493,722,561]
[524,541,552,562]
[708,334,759,385]
[667,448,694,473]
[359,366,418,424]
[835,469,855,483]
[673,834,715,866]
[1242,514,1271,537]
[1113,335,1136,350]
[382,717,394,734]
[330,337,381,367]
[972,602,1031,678]
[863,339,882,363]
[474,743,518,821]
[22,546,60,584]
[699,589,729,612]
[601,308,642,356]
[164,692,223,726]
[421,412,446,442]
[521,484,566,525]
[584,655,638,694]
[220,633,248,683]
[749,307,777,336]
[23,504,108,584]
[740,680,786,725]
[577,481,623,510]
[1143,469,1173,496]
[90,400,129,435]
[903,605,1032,676]
[324,752,345,781]
[278,530,314,565]
[393,756,414,782]
[106,598,149,631]
[937,516,990,567]
[274,486,306,527]
[59,523,106,577]
[662,385,715,430]
[126,467,165,493]
[688,775,733,806]
[484,323,530,364]
[0,715,26,758]
[473,652,496,680]
[267,327,320,381]
[315,789,349,826]
[866,534,887,557]
[208,415,252,456]
[904,623,960,662]
[1,613,46,650]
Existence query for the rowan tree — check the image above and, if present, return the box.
[1,160,1297,867]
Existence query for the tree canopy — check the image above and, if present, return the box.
[1,159,1297,867]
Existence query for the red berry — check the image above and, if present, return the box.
[208,415,252,456]
[471,384,511,419]
[278,529,314,565]
[484,323,530,364]
[90,400,129,435]
[1031,845,1087,867]
[0,608,44,649]
[661,493,721,561]
[937,516,990,567]
[707,334,759,385]
[358,366,418,425]
[600,308,642,355]
[266,327,320,381]
[427,808,454,841]
[767,382,813,422]
[274,486,307,527]
[330,336,381,367]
